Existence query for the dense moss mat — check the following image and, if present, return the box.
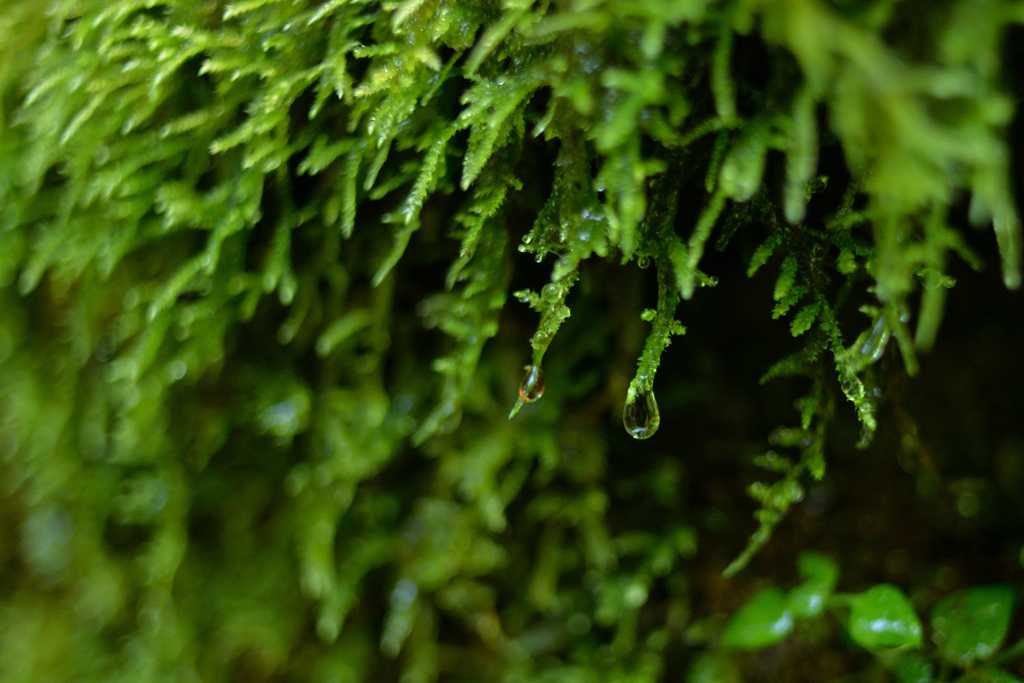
[1,0,1023,680]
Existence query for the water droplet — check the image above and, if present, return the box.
[838,369,863,399]
[519,365,545,402]
[859,317,891,362]
[623,389,660,439]
[637,255,651,269]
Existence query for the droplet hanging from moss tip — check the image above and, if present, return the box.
[624,389,660,439]
[509,365,545,419]
[519,365,545,402]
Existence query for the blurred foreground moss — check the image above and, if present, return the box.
[1,0,1023,681]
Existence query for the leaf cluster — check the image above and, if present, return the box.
[709,553,1020,683]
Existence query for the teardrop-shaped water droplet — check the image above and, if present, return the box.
[623,389,660,439]
[519,365,545,402]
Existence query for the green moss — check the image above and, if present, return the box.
[0,0,1022,680]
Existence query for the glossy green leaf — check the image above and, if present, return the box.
[722,588,794,650]
[787,551,839,618]
[931,585,1014,667]
[848,584,923,650]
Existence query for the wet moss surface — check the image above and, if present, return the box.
[1,0,1023,681]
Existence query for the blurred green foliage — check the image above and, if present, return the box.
[1,0,1023,681]
[716,554,1021,683]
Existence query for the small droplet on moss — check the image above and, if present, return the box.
[541,283,561,302]
[519,365,545,402]
[858,317,890,362]
[624,389,660,439]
